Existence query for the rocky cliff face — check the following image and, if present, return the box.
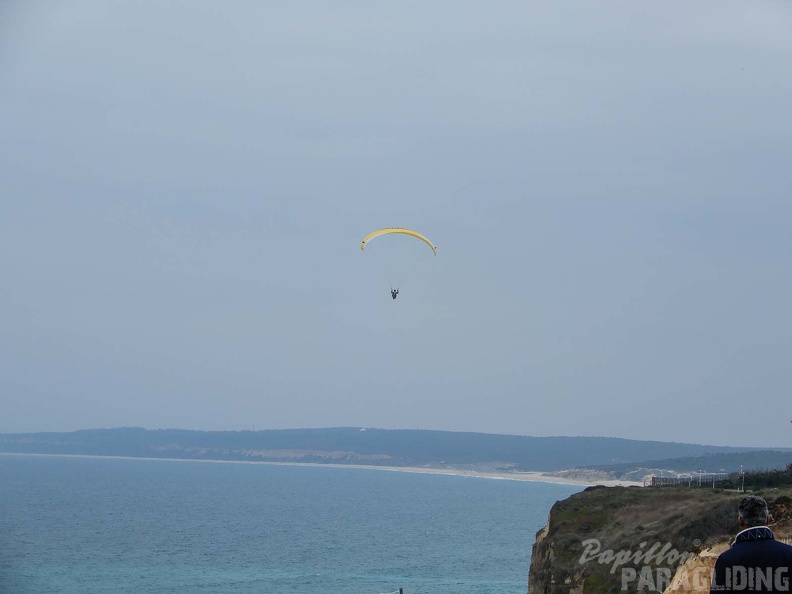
[527,486,792,594]
[663,545,728,594]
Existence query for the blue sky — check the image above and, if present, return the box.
[1,1,791,447]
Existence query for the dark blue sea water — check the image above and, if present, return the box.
[0,454,583,594]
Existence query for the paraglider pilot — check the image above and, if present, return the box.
[391,288,399,300]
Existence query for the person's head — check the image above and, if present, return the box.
[738,495,770,528]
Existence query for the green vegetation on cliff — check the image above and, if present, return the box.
[528,482,792,594]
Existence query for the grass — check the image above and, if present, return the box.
[529,485,792,594]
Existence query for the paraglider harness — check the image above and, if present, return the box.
[391,288,399,300]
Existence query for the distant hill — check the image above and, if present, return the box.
[1,427,789,473]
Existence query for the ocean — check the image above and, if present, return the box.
[0,454,583,594]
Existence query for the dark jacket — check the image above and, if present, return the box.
[710,527,792,593]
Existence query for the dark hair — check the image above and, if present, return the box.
[738,495,769,527]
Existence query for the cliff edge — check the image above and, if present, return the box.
[528,486,792,594]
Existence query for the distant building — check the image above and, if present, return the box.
[645,473,729,487]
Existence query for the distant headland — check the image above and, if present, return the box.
[2,427,790,486]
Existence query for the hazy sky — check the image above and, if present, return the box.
[2,1,791,447]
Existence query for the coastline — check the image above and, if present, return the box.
[0,452,642,487]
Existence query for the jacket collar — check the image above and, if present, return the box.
[732,526,775,546]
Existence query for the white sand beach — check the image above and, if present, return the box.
[0,452,643,487]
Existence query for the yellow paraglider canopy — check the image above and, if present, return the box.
[360,228,437,256]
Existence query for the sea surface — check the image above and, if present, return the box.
[0,454,583,594]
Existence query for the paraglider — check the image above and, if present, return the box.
[360,228,436,300]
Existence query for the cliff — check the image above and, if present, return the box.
[527,486,792,594]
